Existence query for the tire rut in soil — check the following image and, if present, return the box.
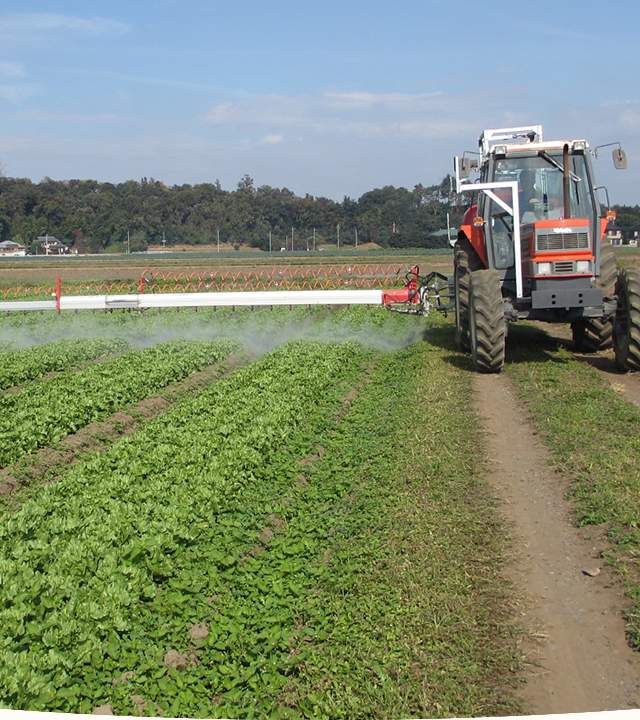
[474,372,640,714]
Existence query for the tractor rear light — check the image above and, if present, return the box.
[536,262,553,276]
[494,144,507,156]
[473,216,484,226]
[573,140,587,151]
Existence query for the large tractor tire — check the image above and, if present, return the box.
[469,269,506,373]
[454,237,483,352]
[571,244,617,352]
[613,267,640,371]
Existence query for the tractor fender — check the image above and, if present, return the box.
[459,204,488,267]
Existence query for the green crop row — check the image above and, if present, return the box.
[0,339,371,715]
[0,339,240,468]
[0,337,130,391]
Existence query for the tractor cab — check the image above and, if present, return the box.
[452,125,637,375]
[483,143,600,311]
[456,125,626,321]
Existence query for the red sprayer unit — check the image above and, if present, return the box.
[382,265,452,315]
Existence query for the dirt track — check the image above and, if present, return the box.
[475,331,640,714]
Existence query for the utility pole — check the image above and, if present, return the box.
[217,228,220,252]
[313,227,316,251]
[269,230,272,252]
[337,223,340,248]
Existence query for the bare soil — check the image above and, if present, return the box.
[0,253,451,284]
[474,360,640,714]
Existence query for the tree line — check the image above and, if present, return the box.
[0,174,464,254]
[612,205,640,242]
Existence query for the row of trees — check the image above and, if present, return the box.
[0,174,463,253]
[612,205,640,242]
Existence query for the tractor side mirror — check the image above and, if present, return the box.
[457,157,471,179]
[613,147,627,170]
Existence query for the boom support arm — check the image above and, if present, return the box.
[454,170,525,299]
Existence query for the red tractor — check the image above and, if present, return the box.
[451,125,640,373]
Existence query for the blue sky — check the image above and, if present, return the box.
[0,0,639,204]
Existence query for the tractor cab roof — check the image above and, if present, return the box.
[478,125,588,163]
[491,139,589,158]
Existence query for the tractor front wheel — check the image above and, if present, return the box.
[454,238,483,352]
[613,267,640,371]
[469,270,506,373]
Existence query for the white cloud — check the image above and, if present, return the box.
[0,61,24,78]
[204,90,483,141]
[599,101,640,134]
[617,110,640,133]
[0,83,36,104]
[325,91,443,109]
[0,61,31,104]
[1,109,123,123]
[0,12,130,39]
[261,135,284,145]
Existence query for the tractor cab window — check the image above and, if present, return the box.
[485,152,595,268]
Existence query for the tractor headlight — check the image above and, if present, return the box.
[575,260,592,274]
[536,262,553,276]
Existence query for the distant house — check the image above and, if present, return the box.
[33,235,68,255]
[605,223,624,246]
[0,240,26,257]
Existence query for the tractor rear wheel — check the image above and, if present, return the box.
[613,267,640,371]
[571,244,617,352]
[454,237,483,352]
[469,269,506,373]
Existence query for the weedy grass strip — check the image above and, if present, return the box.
[505,323,640,647]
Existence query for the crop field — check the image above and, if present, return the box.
[0,305,522,719]
[2,298,640,718]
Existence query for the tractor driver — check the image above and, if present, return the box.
[519,169,542,220]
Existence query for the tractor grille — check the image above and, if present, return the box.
[536,231,590,252]
[553,261,576,274]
